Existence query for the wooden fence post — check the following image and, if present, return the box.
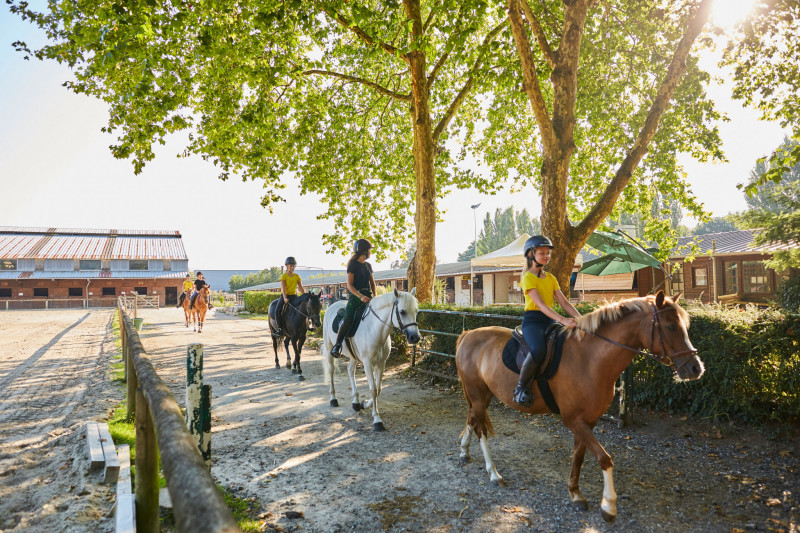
[186,344,205,458]
[135,387,159,533]
[200,384,212,465]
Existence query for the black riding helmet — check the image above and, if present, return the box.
[285,256,297,265]
[523,235,554,258]
[353,238,373,254]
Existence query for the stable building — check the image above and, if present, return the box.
[0,226,189,309]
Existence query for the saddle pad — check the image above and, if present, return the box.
[501,328,567,415]
[332,306,367,337]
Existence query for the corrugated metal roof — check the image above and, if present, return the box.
[675,229,797,256]
[0,227,187,260]
[0,270,189,280]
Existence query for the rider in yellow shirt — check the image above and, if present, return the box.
[273,257,305,337]
[177,273,193,307]
[513,235,582,407]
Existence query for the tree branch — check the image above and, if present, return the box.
[519,0,556,69]
[507,0,555,149]
[302,69,412,101]
[320,5,408,63]
[433,21,506,142]
[576,0,713,240]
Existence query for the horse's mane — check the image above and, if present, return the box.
[296,292,317,303]
[568,295,688,340]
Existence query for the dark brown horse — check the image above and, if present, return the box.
[192,286,210,333]
[455,291,703,524]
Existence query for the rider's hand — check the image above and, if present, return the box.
[284,297,289,303]
[360,295,371,303]
[562,318,577,327]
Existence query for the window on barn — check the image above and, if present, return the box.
[129,260,149,271]
[445,277,455,290]
[0,288,11,297]
[742,261,771,293]
[35,259,44,272]
[68,287,83,297]
[723,261,738,295]
[162,259,172,271]
[473,275,483,289]
[692,267,707,287]
[670,264,684,294]
[33,288,48,297]
[0,260,16,270]
[79,260,101,271]
[134,287,147,295]
[102,287,116,296]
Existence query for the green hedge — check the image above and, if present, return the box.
[243,291,281,314]
[631,306,799,424]
[414,302,799,425]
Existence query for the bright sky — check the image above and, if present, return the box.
[0,2,786,271]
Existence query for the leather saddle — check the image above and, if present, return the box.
[503,324,563,378]
[332,305,367,337]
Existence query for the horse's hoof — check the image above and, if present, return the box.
[351,402,363,412]
[492,478,505,488]
[600,509,616,524]
[291,367,297,374]
[297,374,305,382]
[373,422,385,432]
[330,399,339,407]
[571,500,588,512]
[285,363,291,370]
[459,455,470,466]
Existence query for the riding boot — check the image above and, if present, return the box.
[513,353,541,408]
[177,294,184,308]
[330,318,350,359]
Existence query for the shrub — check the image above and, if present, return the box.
[775,275,800,313]
[243,291,281,314]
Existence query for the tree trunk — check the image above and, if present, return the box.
[407,45,436,303]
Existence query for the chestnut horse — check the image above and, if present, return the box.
[455,292,703,524]
[192,286,210,333]
[180,290,192,327]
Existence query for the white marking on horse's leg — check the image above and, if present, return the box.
[570,488,587,505]
[361,358,382,426]
[478,436,503,486]
[459,425,474,463]
[600,467,617,521]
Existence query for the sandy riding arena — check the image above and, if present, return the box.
[1,308,798,532]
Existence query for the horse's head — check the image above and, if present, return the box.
[645,291,704,382]
[392,288,420,344]
[304,291,322,330]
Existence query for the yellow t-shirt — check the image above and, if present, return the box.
[183,279,194,293]
[280,272,301,296]
[521,271,560,312]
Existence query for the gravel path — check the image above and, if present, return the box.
[0,308,797,532]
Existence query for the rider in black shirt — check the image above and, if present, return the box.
[330,239,377,358]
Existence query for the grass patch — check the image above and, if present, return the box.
[217,484,264,532]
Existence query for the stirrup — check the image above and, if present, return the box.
[513,386,534,407]
[330,343,343,358]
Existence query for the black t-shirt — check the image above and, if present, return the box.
[194,279,208,291]
[347,259,373,296]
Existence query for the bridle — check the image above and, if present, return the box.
[366,297,418,334]
[579,303,697,373]
[286,299,321,326]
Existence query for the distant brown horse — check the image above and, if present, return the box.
[180,290,192,327]
[192,286,210,333]
[455,291,704,524]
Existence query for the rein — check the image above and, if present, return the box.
[365,297,418,333]
[578,304,696,373]
[286,299,321,324]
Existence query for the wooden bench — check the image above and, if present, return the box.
[85,422,120,483]
[115,444,135,533]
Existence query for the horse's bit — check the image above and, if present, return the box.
[579,304,697,373]
[286,301,321,325]
[365,298,418,333]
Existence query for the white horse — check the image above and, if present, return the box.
[322,288,421,431]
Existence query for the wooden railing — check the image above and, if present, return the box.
[119,293,160,310]
[117,300,239,532]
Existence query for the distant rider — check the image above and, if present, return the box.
[177,273,193,308]
[189,272,211,309]
[330,239,377,358]
[272,257,305,337]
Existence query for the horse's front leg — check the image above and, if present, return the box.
[283,337,291,369]
[564,418,616,523]
[569,438,588,510]
[347,356,361,412]
[292,338,305,381]
[360,357,384,431]
[271,335,280,369]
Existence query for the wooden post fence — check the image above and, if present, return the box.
[117,302,239,532]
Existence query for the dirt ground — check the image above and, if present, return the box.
[1,308,798,532]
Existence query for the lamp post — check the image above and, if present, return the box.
[470,203,481,306]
